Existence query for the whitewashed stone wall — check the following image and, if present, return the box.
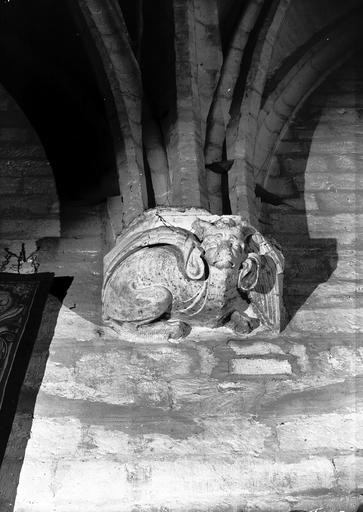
[0,56,361,512]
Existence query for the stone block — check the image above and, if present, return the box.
[48,459,130,510]
[0,176,22,194]
[25,417,82,458]
[0,194,58,216]
[0,217,60,239]
[269,212,363,237]
[230,358,292,375]
[294,171,363,192]
[290,308,363,334]
[12,456,334,510]
[277,413,363,452]
[334,454,363,491]
[0,127,32,143]
[286,280,362,309]
[228,341,285,356]
[0,143,46,160]
[13,459,55,510]
[0,159,51,177]
[284,248,361,282]
[22,176,57,195]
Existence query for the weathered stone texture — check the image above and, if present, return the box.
[0,85,59,241]
[263,56,362,337]
[0,11,362,512]
[73,0,147,226]
[1,171,362,512]
[268,0,359,76]
[169,0,209,209]
[102,208,284,341]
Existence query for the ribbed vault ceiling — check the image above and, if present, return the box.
[0,0,361,217]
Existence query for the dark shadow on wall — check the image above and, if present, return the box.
[261,104,338,325]
[0,0,120,203]
[0,276,73,512]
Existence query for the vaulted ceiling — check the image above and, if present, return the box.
[0,0,361,224]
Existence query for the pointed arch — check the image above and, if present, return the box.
[69,0,147,226]
[0,82,60,240]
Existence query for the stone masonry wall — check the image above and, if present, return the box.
[0,57,361,511]
[0,83,59,244]
[264,54,362,333]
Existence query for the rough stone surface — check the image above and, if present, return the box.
[72,0,147,226]
[228,340,285,356]
[0,85,59,242]
[0,8,362,512]
[230,357,292,375]
[102,208,284,340]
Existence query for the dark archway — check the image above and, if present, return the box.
[0,0,119,202]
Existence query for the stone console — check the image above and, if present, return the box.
[102,208,285,341]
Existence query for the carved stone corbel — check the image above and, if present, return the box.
[102,208,285,341]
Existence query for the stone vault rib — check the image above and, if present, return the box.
[75,0,147,226]
[227,0,291,224]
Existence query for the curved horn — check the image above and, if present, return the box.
[192,218,211,240]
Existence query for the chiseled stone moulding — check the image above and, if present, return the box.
[102,208,285,341]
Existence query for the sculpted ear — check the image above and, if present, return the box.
[192,219,210,241]
[238,253,261,291]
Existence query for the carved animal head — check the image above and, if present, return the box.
[193,217,248,270]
